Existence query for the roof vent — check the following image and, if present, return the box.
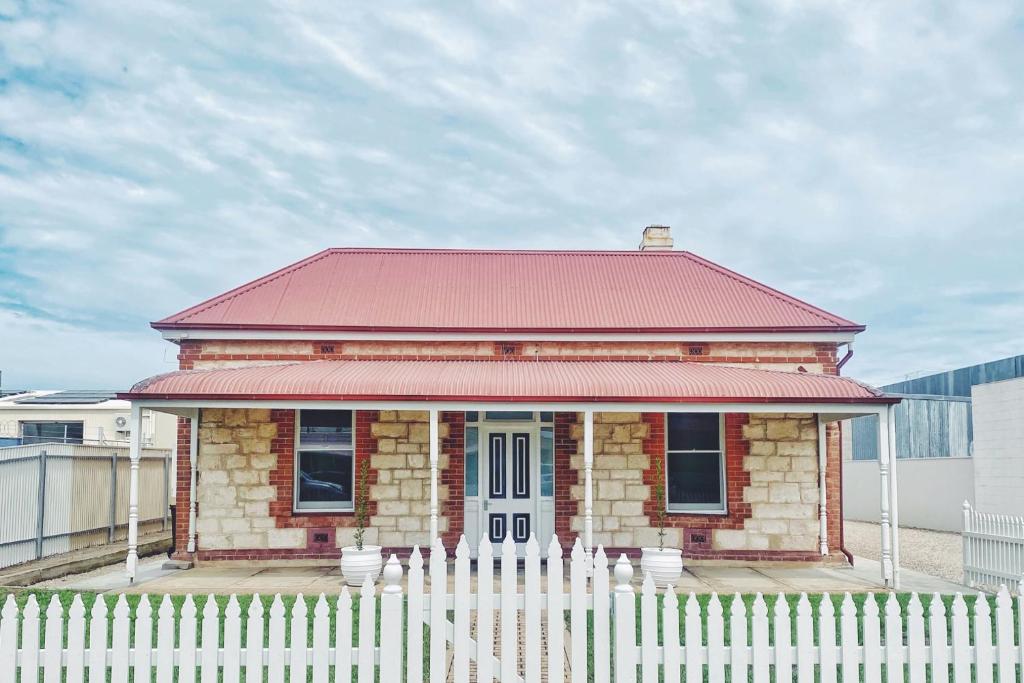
[639,225,673,251]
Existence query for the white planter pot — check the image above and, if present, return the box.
[640,547,683,588]
[340,545,383,587]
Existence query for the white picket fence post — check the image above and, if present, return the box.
[2,535,1023,682]
[962,500,1024,591]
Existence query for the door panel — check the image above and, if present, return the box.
[488,513,507,543]
[511,432,530,499]
[488,433,506,499]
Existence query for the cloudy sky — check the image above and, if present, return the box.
[1,1,1021,390]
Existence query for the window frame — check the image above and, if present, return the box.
[293,409,355,513]
[20,420,85,445]
[663,412,727,514]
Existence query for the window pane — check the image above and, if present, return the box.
[299,410,352,448]
[465,426,479,497]
[539,412,553,423]
[666,452,722,507]
[667,413,719,451]
[297,450,353,506]
[21,421,84,445]
[465,411,479,423]
[540,426,554,496]
[484,411,533,421]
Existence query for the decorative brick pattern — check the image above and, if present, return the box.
[440,411,465,548]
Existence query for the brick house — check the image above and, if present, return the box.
[118,227,903,584]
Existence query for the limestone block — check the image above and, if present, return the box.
[372,423,408,439]
[250,517,276,530]
[752,502,811,519]
[609,470,641,481]
[201,533,233,550]
[746,534,771,550]
[630,424,650,438]
[765,456,792,471]
[377,471,392,484]
[232,533,265,549]
[230,470,262,485]
[773,535,817,551]
[244,502,269,518]
[569,424,583,439]
[407,453,426,468]
[593,501,611,515]
[749,441,775,457]
[611,500,644,516]
[225,454,248,470]
[790,456,818,472]
[744,487,769,503]
[409,501,429,516]
[626,454,650,469]
[267,528,305,549]
[396,443,423,454]
[800,426,818,440]
[198,486,236,506]
[212,427,233,443]
[337,527,379,548]
[371,484,400,500]
[220,518,253,533]
[397,516,422,531]
[370,515,396,529]
[247,409,271,423]
[203,408,225,423]
[408,424,429,444]
[749,470,785,483]
[612,532,635,546]
[397,410,429,421]
[196,518,220,534]
[249,453,276,470]
[235,428,256,439]
[602,517,620,531]
[371,454,406,469]
[747,519,789,535]
[378,411,397,422]
[376,500,410,516]
[635,527,680,548]
[257,423,278,438]
[202,470,229,485]
[598,455,627,470]
[378,438,397,454]
[785,472,817,483]
[714,529,748,550]
[742,423,766,440]
[224,409,248,427]
[766,420,800,440]
[237,485,276,502]
[379,531,406,546]
[611,426,633,443]
[788,520,819,536]
[597,480,625,499]
[393,470,411,480]
[625,484,651,500]
[400,480,423,500]
[743,456,766,471]
[202,443,239,456]
[777,442,816,457]
[620,515,652,527]
[599,412,641,423]
[569,455,583,469]
[768,482,802,503]
[403,531,429,546]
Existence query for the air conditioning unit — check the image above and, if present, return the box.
[114,415,129,430]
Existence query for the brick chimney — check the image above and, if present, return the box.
[638,225,673,251]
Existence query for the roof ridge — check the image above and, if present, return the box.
[677,251,859,328]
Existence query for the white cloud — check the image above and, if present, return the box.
[0,0,1021,388]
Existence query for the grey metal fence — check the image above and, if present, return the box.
[0,443,172,570]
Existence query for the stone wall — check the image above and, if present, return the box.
[718,413,820,552]
[565,411,828,558]
[368,410,449,548]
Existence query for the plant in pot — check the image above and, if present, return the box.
[340,460,383,587]
[640,475,684,587]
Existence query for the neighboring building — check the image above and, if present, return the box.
[971,376,1024,516]
[0,390,177,450]
[843,355,1024,530]
[119,227,900,574]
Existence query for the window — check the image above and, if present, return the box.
[665,413,725,513]
[465,426,479,497]
[21,421,84,445]
[295,410,353,511]
[540,426,554,496]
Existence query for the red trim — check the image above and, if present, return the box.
[119,391,898,404]
[154,322,865,333]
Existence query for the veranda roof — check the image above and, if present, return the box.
[119,360,895,404]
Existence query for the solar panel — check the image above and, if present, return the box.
[14,390,119,405]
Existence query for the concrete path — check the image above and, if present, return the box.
[31,555,972,596]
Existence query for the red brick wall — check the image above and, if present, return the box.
[170,416,192,561]
[553,412,578,541]
[440,411,465,547]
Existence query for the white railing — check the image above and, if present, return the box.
[2,534,1023,682]
[963,500,1024,592]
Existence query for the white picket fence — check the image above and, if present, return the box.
[2,534,1023,682]
[963,500,1024,592]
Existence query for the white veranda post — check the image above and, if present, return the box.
[817,415,828,556]
[429,408,439,543]
[887,402,901,589]
[187,409,199,553]
[125,403,143,581]
[583,410,594,556]
[877,408,893,586]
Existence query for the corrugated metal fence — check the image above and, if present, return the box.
[850,395,972,460]
[0,443,171,570]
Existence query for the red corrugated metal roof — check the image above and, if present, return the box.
[153,249,864,333]
[120,360,893,403]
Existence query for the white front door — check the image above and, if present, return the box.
[482,428,537,553]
